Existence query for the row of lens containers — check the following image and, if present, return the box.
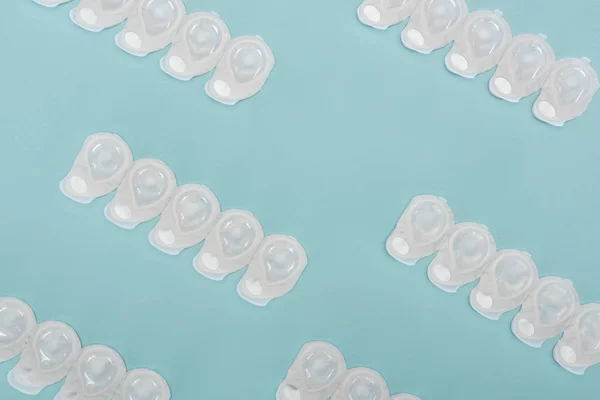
[0,297,169,399]
[357,1,599,127]
[60,132,308,307]
[32,0,275,105]
[386,194,600,375]
[278,340,421,400]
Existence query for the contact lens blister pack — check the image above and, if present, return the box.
[113,368,171,400]
[386,195,455,266]
[276,341,346,400]
[160,12,231,80]
[532,57,599,127]
[115,0,187,57]
[71,0,137,32]
[0,297,37,364]
[511,277,580,348]
[55,345,127,400]
[193,209,264,281]
[237,234,308,306]
[357,0,419,30]
[553,303,600,375]
[489,34,556,102]
[149,184,221,255]
[445,10,512,79]
[401,0,468,54]
[105,158,177,229]
[331,367,390,400]
[427,222,496,293]
[8,321,81,396]
[470,250,539,320]
[205,36,275,105]
[60,133,133,204]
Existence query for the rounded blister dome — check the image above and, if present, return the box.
[132,165,169,206]
[187,19,223,59]
[34,325,76,370]
[538,282,577,326]
[79,351,120,395]
[555,64,592,105]
[411,201,448,243]
[513,41,550,81]
[263,240,301,283]
[346,372,384,400]
[231,42,266,83]
[302,350,339,389]
[88,139,126,180]
[495,255,533,297]
[121,370,168,400]
[101,0,127,10]
[467,16,505,58]
[0,300,32,348]
[451,228,489,271]
[219,215,257,257]
[142,0,179,35]
[176,190,213,232]
[425,0,461,34]
[580,310,600,353]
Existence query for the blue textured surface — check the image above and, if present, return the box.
[2,0,600,399]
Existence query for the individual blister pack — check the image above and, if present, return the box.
[113,368,171,400]
[427,222,496,293]
[205,36,275,105]
[149,184,221,255]
[357,0,419,30]
[401,0,468,54]
[276,341,346,400]
[392,395,422,400]
[553,303,600,375]
[193,209,264,281]
[105,158,177,229]
[489,34,556,102]
[8,321,81,395]
[237,235,308,307]
[115,0,187,57]
[532,57,599,127]
[469,250,539,320]
[445,10,512,78]
[55,345,127,400]
[511,277,580,348]
[70,0,136,32]
[160,12,231,81]
[60,133,134,204]
[0,297,36,363]
[32,0,73,7]
[331,367,390,400]
[386,195,455,265]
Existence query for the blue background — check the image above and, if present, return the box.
[2,0,599,398]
